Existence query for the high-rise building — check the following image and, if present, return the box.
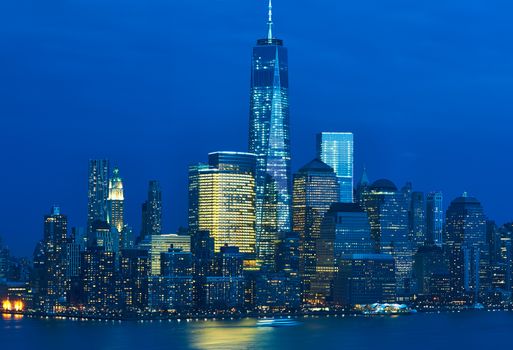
[191,231,215,308]
[37,206,69,310]
[409,191,426,248]
[87,159,110,234]
[445,193,487,301]
[316,132,354,203]
[426,192,444,246]
[189,152,257,256]
[292,159,339,298]
[141,180,163,240]
[107,168,125,250]
[361,179,412,294]
[249,1,292,237]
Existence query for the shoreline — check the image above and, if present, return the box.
[3,306,509,323]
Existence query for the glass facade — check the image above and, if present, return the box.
[445,194,487,299]
[249,34,292,239]
[87,159,109,234]
[426,191,444,246]
[361,179,413,294]
[189,152,257,255]
[317,132,354,203]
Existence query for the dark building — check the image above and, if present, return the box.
[320,203,374,259]
[445,193,488,302]
[87,159,109,234]
[141,180,163,240]
[205,246,245,310]
[119,249,150,310]
[413,244,450,298]
[249,0,292,238]
[408,191,427,248]
[255,272,301,310]
[275,231,300,276]
[0,237,9,280]
[191,231,215,308]
[148,247,193,311]
[426,192,444,246]
[36,206,69,311]
[361,179,412,294]
[333,254,396,306]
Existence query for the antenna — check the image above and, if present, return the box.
[267,0,273,41]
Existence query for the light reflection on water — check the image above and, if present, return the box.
[189,318,273,350]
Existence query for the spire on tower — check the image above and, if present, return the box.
[267,0,273,41]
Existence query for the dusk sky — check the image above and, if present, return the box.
[1,0,513,256]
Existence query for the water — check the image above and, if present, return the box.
[1,311,511,349]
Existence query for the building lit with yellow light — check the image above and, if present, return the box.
[138,234,191,275]
[107,167,125,250]
[2,299,24,312]
[292,159,339,302]
[189,152,257,256]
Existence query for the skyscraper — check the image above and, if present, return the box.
[249,0,292,236]
[409,191,426,248]
[426,191,443,246]
[189,152,257,255]
[361,179,412,294]
[38,206,68,310]
[107,168,125,250]
[316,132,354,203]
[87,159,109,234]
[141,180,163,239]
[445,193,487,301]
[292,159,339,299]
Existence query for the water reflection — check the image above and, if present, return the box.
[189,319,271,350]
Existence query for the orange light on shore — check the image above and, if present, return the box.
[2,299,24,312]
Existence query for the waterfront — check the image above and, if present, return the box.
[1,311,512,349]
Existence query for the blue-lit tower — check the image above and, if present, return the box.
[249,0,292,240]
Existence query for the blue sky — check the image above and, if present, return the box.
[1,0,513,255]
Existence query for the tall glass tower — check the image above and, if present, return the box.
[249,0,292,236]
[87,159,109,234]
[317,132,354,203]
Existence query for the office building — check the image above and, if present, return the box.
[292,159,339,299]
[249,0,292,237]
[445,193,487,301]
[189,152,257,256]
[361,179,413,294]
[316,132,354,203]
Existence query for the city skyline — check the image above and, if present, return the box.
[2,0,513,257]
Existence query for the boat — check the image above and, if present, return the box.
[256,318,300,327]
[356,303,417,315]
